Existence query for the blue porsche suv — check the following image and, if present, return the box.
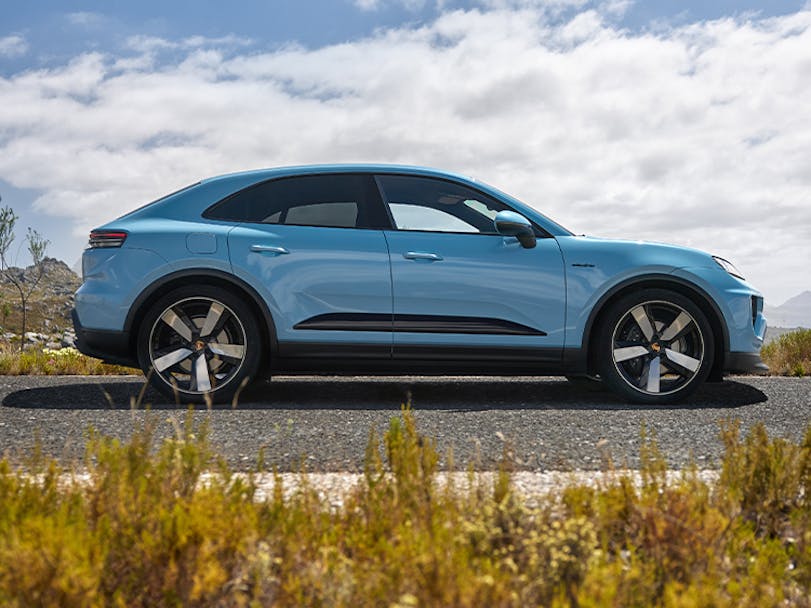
[73,165,767,404]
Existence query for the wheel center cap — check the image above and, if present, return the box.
[194,340,206,352]
[650,342,661,353]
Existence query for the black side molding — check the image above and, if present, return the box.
[293,313,547,336]
[294,313,391,332]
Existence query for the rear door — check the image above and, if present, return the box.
[213,173,394,360]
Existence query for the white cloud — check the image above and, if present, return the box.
[0,8,810,303]
[354,0,383,10]
[353,0,427,10]
[0,34,28,58]
[599,0,632,17]
[125,34,253,53]
[66,12,107,28]
[478,0,586,9]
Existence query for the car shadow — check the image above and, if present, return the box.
[1,377,768,411]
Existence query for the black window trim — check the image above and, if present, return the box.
[201,170,553,238]
[372,173,552,238]
[201,172,395,231]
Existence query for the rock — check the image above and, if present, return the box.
[24,331,46,343]
[61,331,76,348]
[45,341,61,350]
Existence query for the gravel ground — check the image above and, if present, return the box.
[1,374,809,472]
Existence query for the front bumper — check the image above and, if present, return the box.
[724,351,769,374]
[72,309,137,368]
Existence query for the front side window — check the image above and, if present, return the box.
[204,174,389,229]
[376,175,512,234]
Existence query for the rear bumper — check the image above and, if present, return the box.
[724,351,769,374]
[72,309,137,368]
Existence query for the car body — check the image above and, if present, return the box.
[73,164,767,404]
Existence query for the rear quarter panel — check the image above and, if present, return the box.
[76,219,235,331]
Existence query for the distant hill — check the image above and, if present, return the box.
[0,257,81,337]
[765,291,811,329]
[0,257,80,296]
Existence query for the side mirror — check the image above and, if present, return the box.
[494,211,536,249]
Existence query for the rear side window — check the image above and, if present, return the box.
[204,174,390,229]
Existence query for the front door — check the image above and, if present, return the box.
[376,174,566,362]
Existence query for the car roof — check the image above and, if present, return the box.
[200,164,478,185]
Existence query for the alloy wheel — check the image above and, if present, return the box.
[148,296,247,395]
[611,300,705,396]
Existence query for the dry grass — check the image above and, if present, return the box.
[0,345,136,375]
[1,409,811,607]
[762,328,811,376]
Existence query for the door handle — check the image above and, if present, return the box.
[403,251,443,261]
[250,244,290,255]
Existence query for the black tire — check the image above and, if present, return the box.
[137,285,262,404]
[595,289,714,404]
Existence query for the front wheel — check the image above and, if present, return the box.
[137,285,262,404]
[596,289,714,404]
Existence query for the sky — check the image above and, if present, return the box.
[0,0,809,305]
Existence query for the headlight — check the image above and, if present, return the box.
[713,256,745,280]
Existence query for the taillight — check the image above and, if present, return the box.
[89,230,128,248]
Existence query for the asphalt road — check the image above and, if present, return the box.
[1,375,809,471]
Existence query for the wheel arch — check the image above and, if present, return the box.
[581,274,729,381]
[125,269,278,371]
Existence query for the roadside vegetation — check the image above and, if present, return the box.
[761,328,811,376]
[0,204,51,351]
[0,345,135,375]
[1,409,810,607]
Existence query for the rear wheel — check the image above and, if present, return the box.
[137,285,261,403]
[596,289,714,404]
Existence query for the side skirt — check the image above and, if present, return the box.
[273,342,578,375]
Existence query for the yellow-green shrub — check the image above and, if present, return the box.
[0,346,135,375]
[762,328,811,376]
[1,411,811,607]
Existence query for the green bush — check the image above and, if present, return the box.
[762,328,811,376]
[1,411,811,606]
